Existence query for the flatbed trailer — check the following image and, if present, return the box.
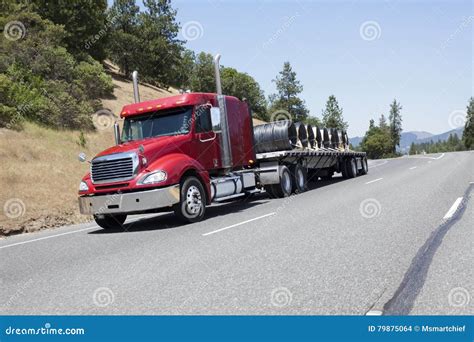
[255,148,368,197]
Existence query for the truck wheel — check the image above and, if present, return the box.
[173,176,206,223]
[290,164,307,193]
[360,157,368,175]
[94,214,127,230]
[269,165,292,198]
[341,160,348,179]
[346,158,357,178]
[264,185,277,198]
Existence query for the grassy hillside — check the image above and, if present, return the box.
[0,71,176,236]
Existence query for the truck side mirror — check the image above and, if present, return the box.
[210,107,222,132]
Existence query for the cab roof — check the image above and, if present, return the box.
[120,93,223,118]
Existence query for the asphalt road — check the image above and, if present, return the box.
[1,151,473,315]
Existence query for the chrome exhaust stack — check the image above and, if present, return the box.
[114,122,121,145]
[213,54,232,169]
[132,70,140,103]
[214,54,222,95]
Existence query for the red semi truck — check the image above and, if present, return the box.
[78,55,368,229]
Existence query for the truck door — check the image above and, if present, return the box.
[194,105,220,170]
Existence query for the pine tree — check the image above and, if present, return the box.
[108,0,141,76]
[321,95,348,130]
[268,62,309,121]
[388,99,403,154]
[409,142,416,155]
[462,97,474,149]
[32,0,108,60]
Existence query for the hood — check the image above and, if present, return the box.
[94,134,191,163]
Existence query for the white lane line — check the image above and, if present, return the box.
[369,160,388,168]
[365,178,383,185]
[0,226,96,250]
[409,166,417,170]
[408,153,445,160]
[443,197,463,219]
[366,310,383,316]
[0,215,152,250]
[202,213,276,236]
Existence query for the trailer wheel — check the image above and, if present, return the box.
[360,157,368,175]
[94,214,127,230]
[346,158,357,178]
[173,176,206,223]
[290,164,307,193]
[268,165,292,198]
[341,159,348,179]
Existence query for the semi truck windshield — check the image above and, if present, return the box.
[121,107,192,142]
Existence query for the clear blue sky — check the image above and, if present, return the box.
[130,0,472,136]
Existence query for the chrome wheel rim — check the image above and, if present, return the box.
[186,185,202,216]
[282,171,291,194]
[297,169,304,188]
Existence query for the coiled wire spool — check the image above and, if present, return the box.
[314,126,322,148]
[331,128,340,148]
[322,128,331,148]
[253,120,297,153]
[294,122,308,148]
[306,124,315,148]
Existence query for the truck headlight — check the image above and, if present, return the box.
[79,181,89,192]
[138,170,167,185]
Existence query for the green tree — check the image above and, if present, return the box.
[107,0,141,76]
[388,99,403,154]
[360,118,393,159]
[462,97,474,149]
[137,0,185,86]
[409,142,416,155]
[221,67,268,121]
[189,52,215,93]
[31,0,108,61]
[268,62,309,121]
[174,49,195,90]
[322,95,348,130]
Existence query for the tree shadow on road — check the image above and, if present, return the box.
[88,197,269,234]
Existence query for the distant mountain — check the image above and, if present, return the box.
[350,128,464,152]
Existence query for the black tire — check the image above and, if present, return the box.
[341,160,348,179]
[264,185,277,198]
[360,157,368,175]
[94,214,127,230]
[173,176,206,223]
[346,158,357,178]
[268,165,293,198]
[290,164,307,193]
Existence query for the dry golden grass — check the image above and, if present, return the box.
[0,123,115,235]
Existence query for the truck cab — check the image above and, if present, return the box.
[78,90,256,229]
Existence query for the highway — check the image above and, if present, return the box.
[1,151,473,315]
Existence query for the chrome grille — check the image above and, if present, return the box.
[91,152,137,184]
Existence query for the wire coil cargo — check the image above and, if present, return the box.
[294,122,308,148]
[253,120,298,153]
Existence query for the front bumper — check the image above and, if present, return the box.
[78,185,180,215]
